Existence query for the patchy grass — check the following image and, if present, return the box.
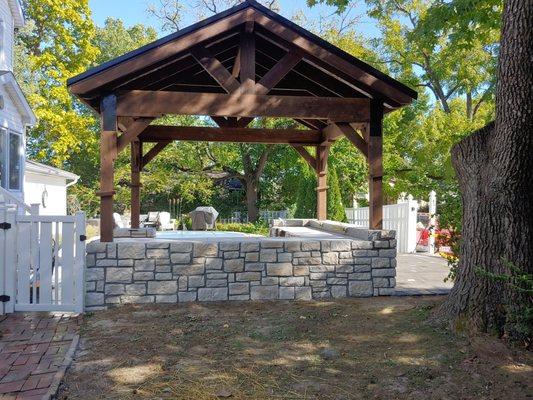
[58,297,532,399]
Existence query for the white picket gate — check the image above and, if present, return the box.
[0,207,86,314]
[345,199,419,253]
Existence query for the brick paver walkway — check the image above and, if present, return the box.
[0,313,80,400]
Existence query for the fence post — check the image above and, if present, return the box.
[30,203,40,215]
[74,212,86,313]
[3,209,16,313]
[406,196,419,253]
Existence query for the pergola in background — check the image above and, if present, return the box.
[67,0,417,242]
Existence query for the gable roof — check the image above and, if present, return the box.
[68,0,416,112]
[0,70,36,125]
[25,160,79,182]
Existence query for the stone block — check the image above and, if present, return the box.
[310,272,327,280]
[229,295,250,301]
[170,242,193,252]
[259,249,277,262]
[245,262,264,272]
[198,287,228,301]
[86,254,96,267]
[294,286,312,300]
[105,284,125,295]
[147,242,170,249]
[206,279,227,287]
[250,285,278,300]
[293,266,310,276]
[279,277,305,286]
[331,285,347,298]
[178,276,188,291]
[245,252,259,262]
[194,243,218,257]
[121,295,154,304]
[378,288,395,296]
[117,243,146,259]
[134,259,155,271]
[148,280,177,294]
[173,264,205,276]
[242,242,260,252]
[85,292,105,307]
[156,295,177,303]
[277,252,293,262]
[354,258,372,265]
[178,291,197,302]
[229,282,249,295]
[205,258,223,270]
[349,281,373,297]
[86,268,104,281]
[353,250,378,257]
[261,240,284,248]
[223,251,240,259]
[372,268,396,277]
[188,275,205,288]
[330,240,352,251]
[301,241,320,251]
[224,258,244,272]
[372,277,390,288]
[220,242,240,251]
[322,252,339,265]
[379,249,396,258]
[349,272,371,280]
[125,283,147,295]
[353,264,371,273]
[327,277,347,285]
[133,272,154,280]
[106,268,132,283]
[266,263,292,276]
[293,251,311,258]
[155,273,173,280]
[284,241,301,252]
[351,241,373,250]
[118,259,134,267]
[156,265,171,273]
[85,281,96,291]
[373,240,390,249]
[336,264,353,273]
[296,257,321,265]
[279,286,295,300]
[261,277,278,285]
[310,265,334,273]
[171,253,191,264]
[338,251,353,259]
[96,259,117,267]
[146,249,169,259]
[236,272,261,282]
[372,258,391,269]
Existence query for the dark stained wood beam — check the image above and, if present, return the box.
[232,47,241,78]
[139,125,321,145]
[130,140,142,228]
[316,144,329,220]
[291,145,316,170]
[98,94,118,242]
[117,117,153,153]
[323,122,368,158]
[191,46,241,93]
[239,21,255,93]
[141,141,171,168]
[368,100,383,230]
[117,90,370,121]
[256,49,303,95]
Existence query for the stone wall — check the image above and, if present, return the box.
[85,231,396,310]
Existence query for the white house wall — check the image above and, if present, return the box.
[24,173,68,216]
[0,0,14,71]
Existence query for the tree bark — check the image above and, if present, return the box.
[436,0,533,338]
[241,145,273,222]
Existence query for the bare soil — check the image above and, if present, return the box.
[58,296,532,399]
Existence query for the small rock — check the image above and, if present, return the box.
[320,347,340,360]
[215,387,233,398]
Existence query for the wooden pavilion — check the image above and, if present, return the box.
[67,0,417,242]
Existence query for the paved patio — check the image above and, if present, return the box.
[0,313,80,400]
[395,253,453,295]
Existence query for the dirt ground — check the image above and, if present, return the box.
[58,297,532,400]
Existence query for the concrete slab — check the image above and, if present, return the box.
[395,253,453,295]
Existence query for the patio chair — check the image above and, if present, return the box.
[142,211,159,228]
[113,212,125,228]
[158,212,175,231]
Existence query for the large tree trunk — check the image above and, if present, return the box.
[437,0,533,339]
[245,178,259,222]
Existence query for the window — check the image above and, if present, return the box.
[8,132,22,190]
[0,129,5,188]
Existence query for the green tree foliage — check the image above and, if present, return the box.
[327,166,346,221]
[15,0,99,165]
[294,164,317,218]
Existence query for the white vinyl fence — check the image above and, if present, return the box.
[345,198,419,253]
[0,206,86,314]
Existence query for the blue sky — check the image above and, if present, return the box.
[88,0,380,39]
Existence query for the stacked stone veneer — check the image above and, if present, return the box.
[85,231,396,310]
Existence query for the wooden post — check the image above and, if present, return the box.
[99,94,117,242]
[368,100,383,230]
[316,144,329,220]
[131,140,142,229]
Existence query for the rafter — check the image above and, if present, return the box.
[141,141,171,168]
[323,122,368,157]
[191,46,241,93]
[291,145,316,170]
[256,49,303,95]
